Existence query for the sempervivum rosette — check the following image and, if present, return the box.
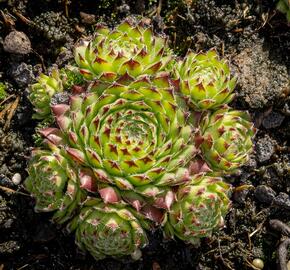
[29,69,64,121]
[25,139,86,223]
[68,198,150,260]
[174,50,236,111]
[74,19,172,81]
[199,108,255,172]
[52,73,196,208]
[163,175,231,244]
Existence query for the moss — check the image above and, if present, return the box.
[0,82,7,101]
[33,11,72,42]
[60,67,85,90]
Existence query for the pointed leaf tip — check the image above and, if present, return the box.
[80,170,98,192]
[71,85,85,94]
[141,205,164,224]
[189,160,212,175]
[99,187,120,204]
[51,104,70,116]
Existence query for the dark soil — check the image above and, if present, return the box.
[0,0,289,269]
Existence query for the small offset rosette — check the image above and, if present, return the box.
[25,142,86,224]
[29,69,64,121]
[198,108,255,172]
[67,198,150,260]
[174,50,236,111]
[163,175,231,245]
[74,19,172,81]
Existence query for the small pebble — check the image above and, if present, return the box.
[273,193,290,210]
[10,62,35,87]
[233,188,249,204]
[0,175,15,188]
[3,31,31,54]
[255,185,276,204]
[117,3,130,14]
[51,92,70,105]
[262,112,285,129]
[131,249,142,260]
[252,258,264,269]
[12,173,21,185]
[80,12,96,24]
[255,135,276,163]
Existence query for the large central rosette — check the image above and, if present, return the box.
[52,74,196,201]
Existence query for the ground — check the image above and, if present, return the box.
[0,0,289,269]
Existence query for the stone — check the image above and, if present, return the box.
[255,135,276,163]
[262,112,285,129]
[255,185,276,204]
[3,31,31,54]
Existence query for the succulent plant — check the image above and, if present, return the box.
[29,69,64,120]
[68,198,150,260]
[277,0,290,21]
[74,20,172,81]
[25,139,85,223]
[25,19,255,261]
[52,74,196,197]
[174,50,236,111]
[199,108,255,172]
[163,175,231,244]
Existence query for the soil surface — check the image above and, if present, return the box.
[0,1,289,269]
